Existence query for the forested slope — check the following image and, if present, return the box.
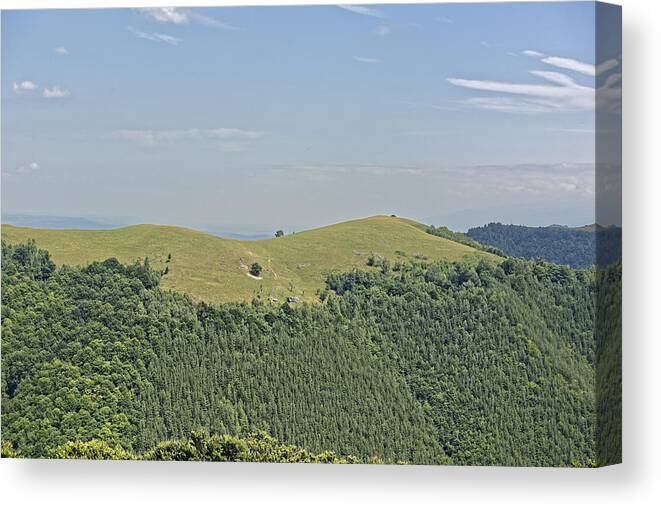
[466,223,622,269]
[1,240,443,463]
[326,258,597,465]
[2,240,612,465]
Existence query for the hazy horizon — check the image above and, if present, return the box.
[2,207,612,238]
[2,3,622,231]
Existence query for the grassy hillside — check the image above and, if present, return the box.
[2,215,496,303]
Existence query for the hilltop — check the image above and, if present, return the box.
[2,215,497,303]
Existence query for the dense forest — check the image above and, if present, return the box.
[466,223,622,269]
[426,225,505,257]
[1,240,620,465]
[3,429,377,463]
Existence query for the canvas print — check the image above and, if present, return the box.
[1,2,621,466]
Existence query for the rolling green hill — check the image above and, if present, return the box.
[2,215,496,303]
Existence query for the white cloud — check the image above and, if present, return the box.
[437,16,454,24]
[337,5,383,18]
[54,47,69,55]
[529,70,578,87]
[150,33,180,45]
[43,86,70,98]
[205,128,265,140]
[190,12,236,30]
[13,81,38,94]
[464,97,558,114]
[141,7,188,24]
[140,7,236,29]
[524,50,619,77]
[128,26,182,45]
[541,56,593,76]
[112,128,265,148]
[447,51,622,114]
[14,161,41,174]
[375,25,391,36]
[447,74,595,112]
[456,163,595,197]
[397,100,457,112]
[542,55,619,77]
[353,56,380,64]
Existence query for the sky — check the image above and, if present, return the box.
[1,2,622,233]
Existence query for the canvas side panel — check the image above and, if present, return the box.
[595,1,622,467]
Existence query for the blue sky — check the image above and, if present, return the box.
[1,3,621,232]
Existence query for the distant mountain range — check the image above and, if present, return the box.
[2,214,123,230]
[1,214,272,240]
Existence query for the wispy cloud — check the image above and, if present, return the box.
[397,100,457,112]
[337,5,383,18]
[375,25,391,36]
[460,163,595,197]
[529,70,578,87]
[523,49,620,77]
[448,51,621,114]
[128,26,181,46]
[543,56,618,77]
[3,161,41,179]
[13,80,71,99]
[249,163,595,199]
[191,12,236,29]
[112,128,265,150]
[393,131,448,137]
[448,73,594,112]
[54,47,69,55]
[353,56,380,64]
[43,86,70,98]
[250,164,426,185]
[13,81,38,94]
[464,97,557,114]
[437,16,454,24]
[140,7,236,29]
[546,127,595,134]
[16,162,41,174]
